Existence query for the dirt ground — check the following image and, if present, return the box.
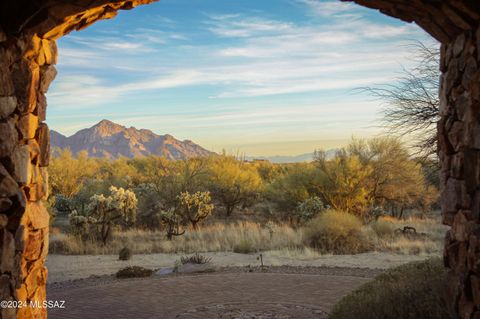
[46,251,436,283]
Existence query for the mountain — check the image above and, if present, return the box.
[245,149,337,164]
[50,120,215,160]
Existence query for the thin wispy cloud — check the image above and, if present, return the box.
[206,15,293,38]
[49,0,434,156]
[299,0,357,17]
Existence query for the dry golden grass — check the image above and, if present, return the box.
[49,214,447,256]
[368,214,448,255]
[49,222,303,255]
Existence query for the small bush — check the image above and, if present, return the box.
[303,210,371,254]
[233,240,255,254]
[116,266,153,278]
[371,219,395,238]
[330,258,449,319]
[119,247,132,260]
[180,253,212,264]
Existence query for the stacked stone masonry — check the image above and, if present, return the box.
[0,33,55,319]
[0,0,479,319]
[440,24,480,319]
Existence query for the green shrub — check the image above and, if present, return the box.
[330,258,449,319]
[233,240,255,254]
[303,210,371,254]
[371,219,395,238]
[116,266,153,278]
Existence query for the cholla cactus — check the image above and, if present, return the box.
[296,196,326,223]
[264,221,275,240]
[88,186,138,244]
[68,210,97,240]
[160,209,184,240]
[177,191,214,230]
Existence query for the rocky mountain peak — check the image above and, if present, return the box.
[51,120,214,160]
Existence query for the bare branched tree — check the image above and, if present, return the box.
[363,41,440,162]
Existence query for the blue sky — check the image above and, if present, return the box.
[47,0,434,156]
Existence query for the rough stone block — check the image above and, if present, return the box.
[0,65,14,96]
[442,178,471,215]
[448,121,465,152]
[0,120,18,158]
[23,229,43,261]
[11,60,39,114]
[0,214,7,228]
[12,145,31,185]
[0,275,10,299]
[453,212,469,241]
[36,123,50,167]
[21,201,49,230]
[0,229,15,273]
[18,113,39,140]
[454,34,466,57]
[0,96,17,119]
[451,152,464,178]
[0,198,13,213]
[16,284,27,302]
[0,163,19,197]
[39,65,57,93]
[27,139,41,163]
[36,93,47,122]
[462,56,478,89]
[26,180,48,202]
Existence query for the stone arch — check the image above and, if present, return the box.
[0,1,478,318]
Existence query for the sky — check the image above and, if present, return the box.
[46,0,435,157]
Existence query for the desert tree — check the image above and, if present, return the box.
[49,149,100,214]
[347,137,438,217]
[362,41,440,161]
[266,163,322,223]
[208,155,263,216]
[314,150,373,217]
[49,149,98,199]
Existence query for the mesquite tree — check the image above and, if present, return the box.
[363,42,440,161]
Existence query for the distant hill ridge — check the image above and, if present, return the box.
[245,149,337,164]
[50,119,214,160]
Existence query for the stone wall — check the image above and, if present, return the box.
[0,34,55,319]
[0,2,156,319]
[440,25,480,319]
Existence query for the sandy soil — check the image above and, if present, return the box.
[46,251,437,283]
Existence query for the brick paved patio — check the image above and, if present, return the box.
[47,272,369,318]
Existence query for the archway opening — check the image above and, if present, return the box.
[0,1,479,319]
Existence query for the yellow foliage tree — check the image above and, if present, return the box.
[208,155,263,216]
